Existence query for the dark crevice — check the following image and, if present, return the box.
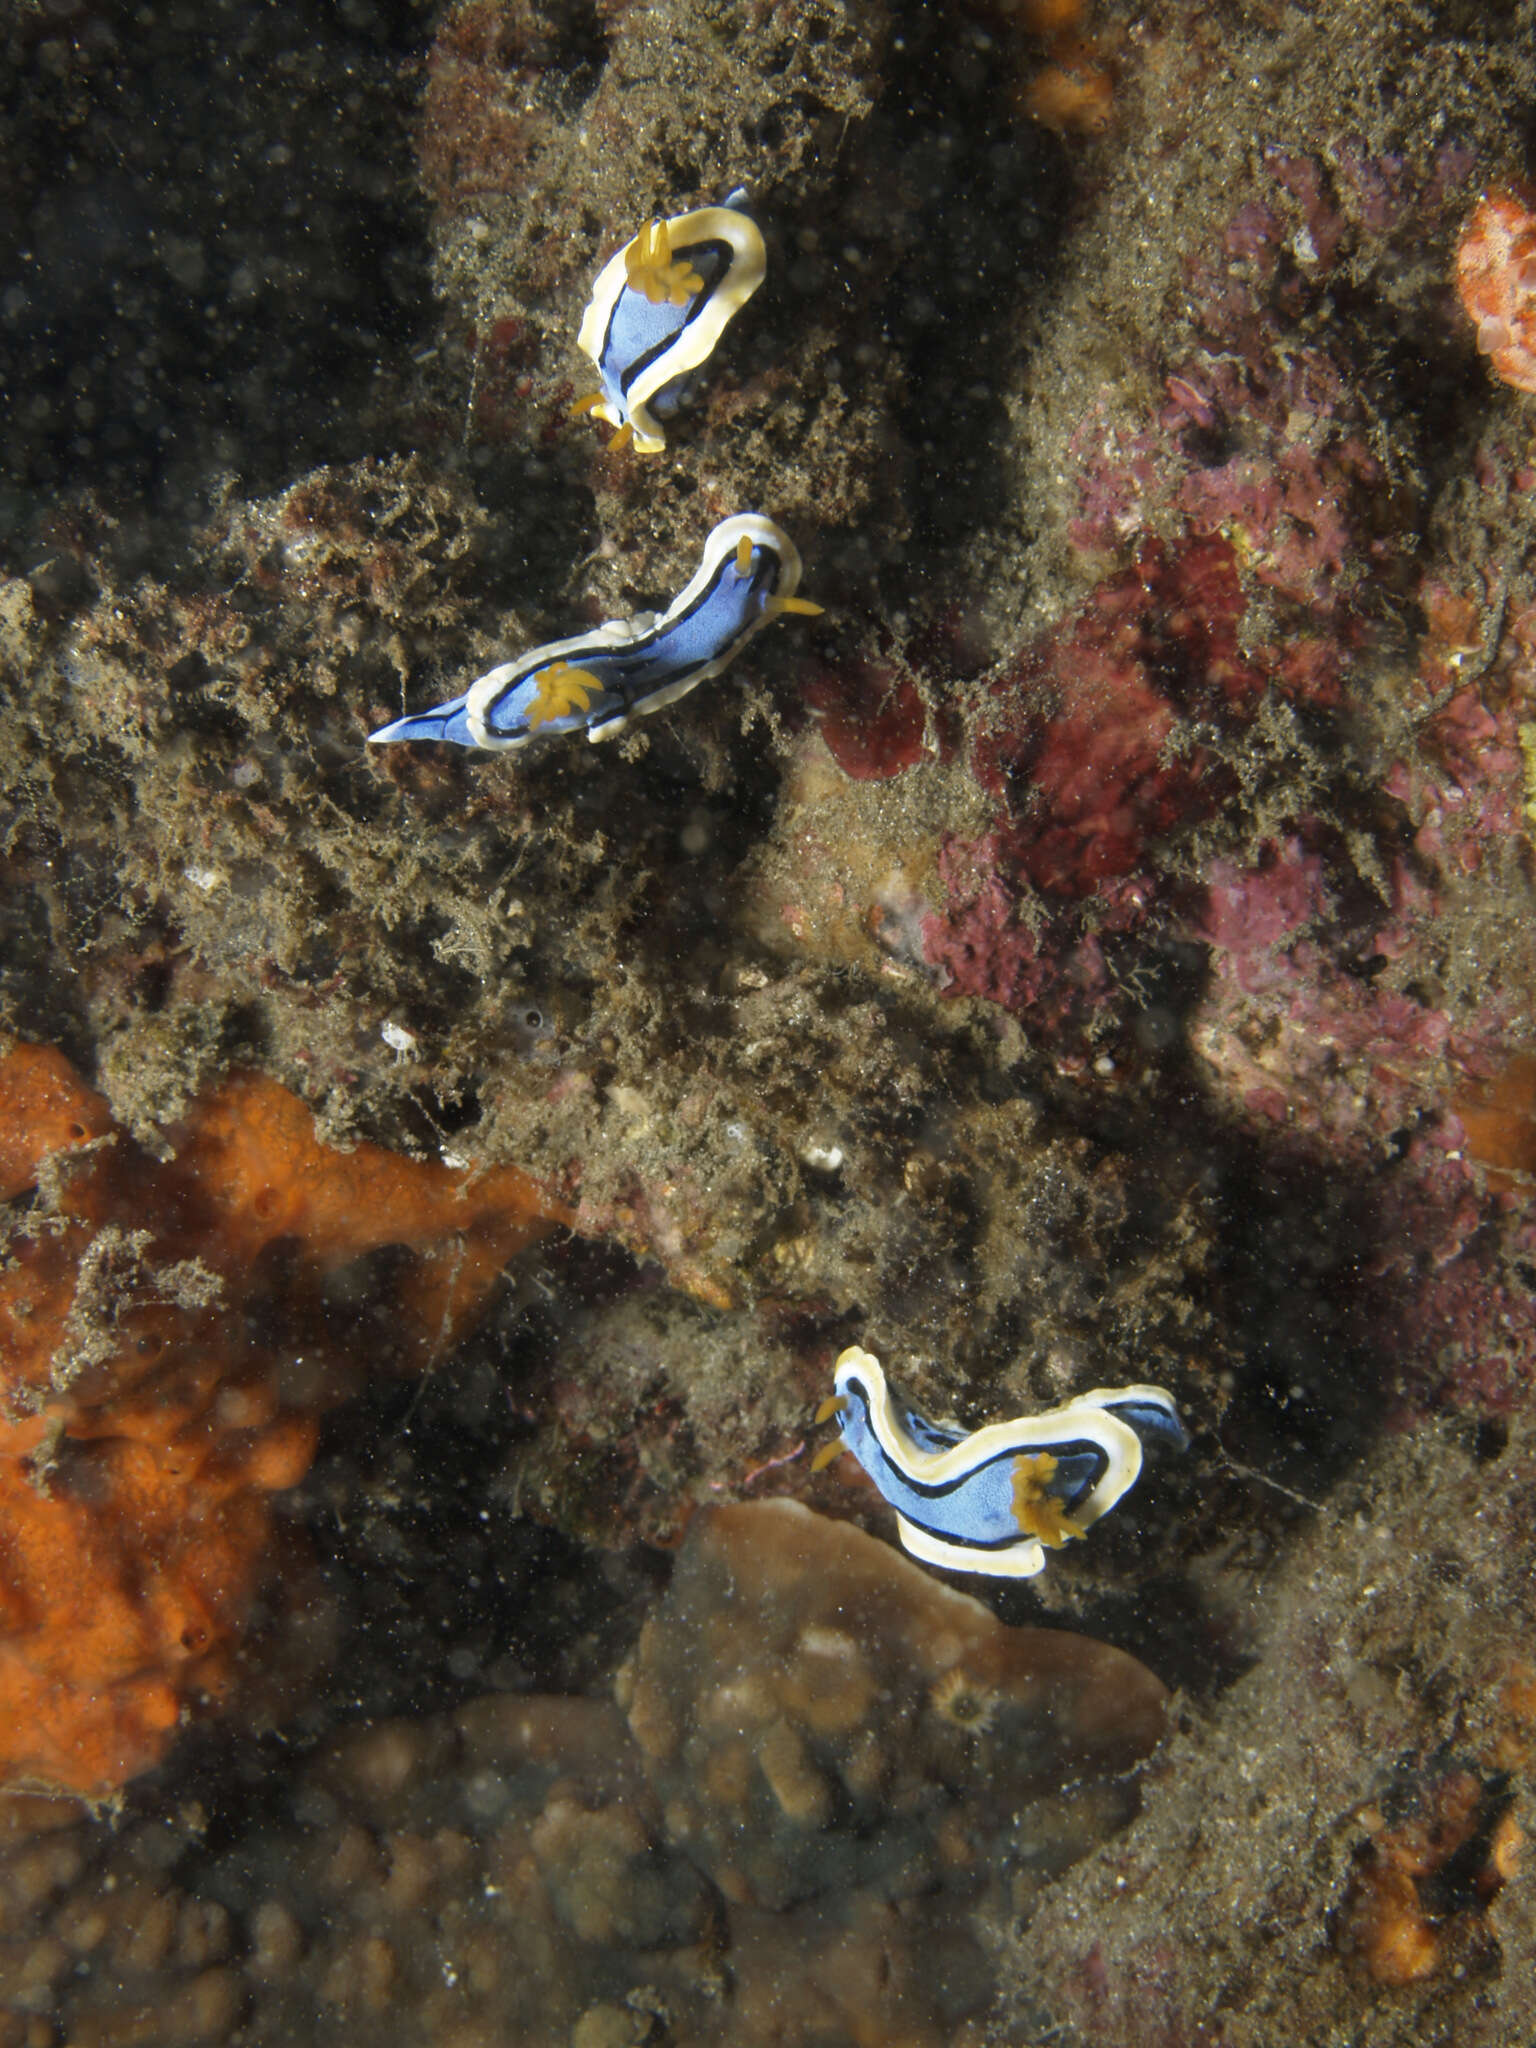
[0,0,438,573]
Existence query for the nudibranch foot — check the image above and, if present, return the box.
[814,1346,1186,1580]
[575,205,767,455]
[368,514,818,753]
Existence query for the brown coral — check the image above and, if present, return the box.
[0,1041,567,1799]
[618,1498,1168,1914]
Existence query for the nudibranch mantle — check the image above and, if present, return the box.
[368,514,820,751]
[575,205,766,454]
[815,1347,1187,1580]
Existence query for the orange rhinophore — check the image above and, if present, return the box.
[0,1041,569,1799]
[1456,183,1536,396]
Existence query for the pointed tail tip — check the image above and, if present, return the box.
[367,711,428,745]
[367,701,479,748]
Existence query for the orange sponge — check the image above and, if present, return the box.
[0,1041,568,1799]
[1457,183,1536,396]
[1452,1051,1536,1190]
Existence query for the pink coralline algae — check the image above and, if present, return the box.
[1404,684,1532,868]
[924,152,1513,1067]
[922,837,1129,1039]
[1191,838,1459,1140]
[1196,837,1329,971]
[1380,1207,1536,1415]
[921,539,1337,1043]
[1069,279,1385,617]
[1190,604,1532,1153]
[1188,716,1535,1418]
[1065,150,1437,627]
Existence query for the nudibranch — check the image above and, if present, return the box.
[573,205,766,453]
[368,514,821,751]
[813,1347,1187,1579]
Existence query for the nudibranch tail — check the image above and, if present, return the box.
[815,1346,1184,1580]
[367,513,818,753]
[368,698,480,748]
[575,205,767,455]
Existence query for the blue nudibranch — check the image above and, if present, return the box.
[814,1347,1187,1579]
[573,205,766,454]
[368,514,821,751]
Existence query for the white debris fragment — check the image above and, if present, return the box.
[800,1140,845,1172]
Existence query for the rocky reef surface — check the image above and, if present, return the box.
[2,0,1536,2040]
